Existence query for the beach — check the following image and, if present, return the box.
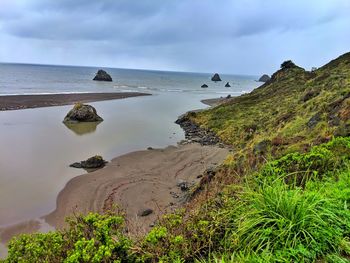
[0,92,150,111]
[45,143,228,235]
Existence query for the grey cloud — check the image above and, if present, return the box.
[0,0,349,74]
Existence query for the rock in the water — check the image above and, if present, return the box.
[70,155,107,169]
[225,82,231,87]
[258,74,271,82]
[211,73,221,82]
[93,69,112,81]
[226,94,231,99]
[138,208,153,217]
[201,84,208,88]
[63,103,103,123]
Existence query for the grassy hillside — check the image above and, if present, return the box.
[191,53,350,170]
[2,53,350,262]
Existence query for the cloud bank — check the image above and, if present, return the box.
[0,0,349,74]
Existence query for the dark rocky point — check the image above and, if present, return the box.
[175,114,223,146]
[281,60,297,69]
[225,82,231,87]
[258,74,271,82]
[70,155,107,169]
[201,84,209,88]
[63,103,103,123]
[211,73,222,82]
[93,69,112,82]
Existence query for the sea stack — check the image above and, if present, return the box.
[211,73,221,82]
[93,69,113,82]
[225,82,231,87]
[258,74,271,82]
[63,103,103,123]
[201,84,208,88]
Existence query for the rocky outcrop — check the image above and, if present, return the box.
[175,113,224,147]
[63,103,103,123]
[93,70,112,82]
[201,84,208,88]
[211,73,221,82]
[70,155,107,169]
[258,74,271,82]
[281,60,297,69]
[225,82,231,87]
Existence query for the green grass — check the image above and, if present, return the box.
[191,52,350,173]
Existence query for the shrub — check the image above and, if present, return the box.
[4,212,133,263]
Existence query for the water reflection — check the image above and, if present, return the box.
[63,121,101,135]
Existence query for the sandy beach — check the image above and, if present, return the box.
[44,143,228,235]
[0,92,150,111]
[0,142,228,254]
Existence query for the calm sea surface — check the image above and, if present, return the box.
[0,63,260,237]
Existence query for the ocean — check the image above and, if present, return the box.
[0,63,259,256]
[0,63,256,96]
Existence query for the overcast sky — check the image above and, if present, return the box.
[0,0,349,75]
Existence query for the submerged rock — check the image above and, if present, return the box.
[225,82,231,87]
[63,103,103,123]
[211,73,222,82]
[201,84,209,88]
[70,155,107,169]
[93,69,112,81]
[258,74,271,82]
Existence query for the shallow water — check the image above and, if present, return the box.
[0,93,210,226]
[0,65,260,258]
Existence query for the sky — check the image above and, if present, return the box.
[0,0,349,75]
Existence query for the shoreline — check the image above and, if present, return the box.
[0,95,229,253]
[201,96,232,107]
[0,142,228,243]
[44,143,228,235]
[0,92,151,111]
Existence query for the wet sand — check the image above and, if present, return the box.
[0,92,150,111]
[45,143,228,235]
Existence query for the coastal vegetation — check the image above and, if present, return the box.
[2,52,350,262]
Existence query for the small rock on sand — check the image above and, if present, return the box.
[138,208,153,217]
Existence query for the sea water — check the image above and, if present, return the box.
[0,63,259,230]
